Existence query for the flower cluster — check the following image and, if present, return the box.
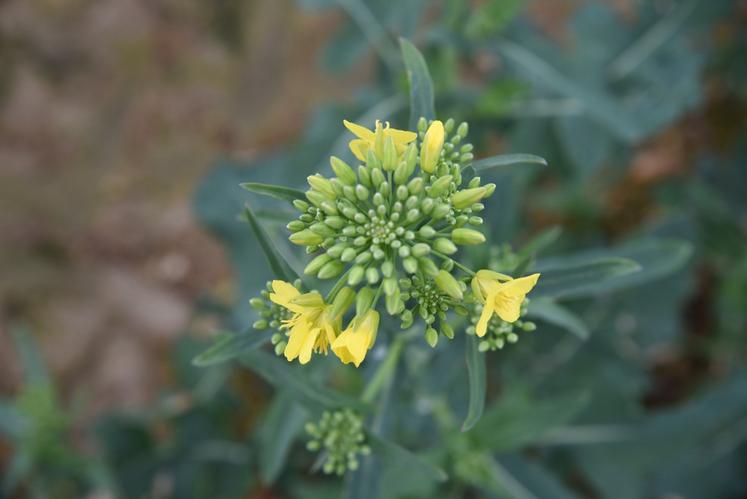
[305,409,370,475]
[249,118,541,367]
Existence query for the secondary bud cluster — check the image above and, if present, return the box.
[305,409,370,476]
[466,298,536,351]
[286,118,494,345]
[400,275,467,346]
[250,280,301,356]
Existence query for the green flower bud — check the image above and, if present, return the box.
[356,287,376,315]
[366,267,380,284]
[382,136,398,171]
[425,327,439,347]
[348,265,365,285]
[330,156,357,185]
[293,199,309,212]
[304,253,332,275]
[381,261,394,277]
[404,142,417,174]
[320,201,338,216]
[310,222,335,237]
[434,237,457,255]
[452,186,488,210]
[411,243,430,257]
[419,257,439,277]
[318,260,344,279]
[418,225,436,238]
[287,220,306,232]
[386,288,403,315]
[429,175,453,197]
[366,149,381,170]
[435,270,463,300]
[340,247,357,262]
[432,203,451,220]
[249,297,264,309]
[306,190,326,207]
[420,120,444,174]
[457,121,469,138]
[407,177,424,194]
[290,229,323,246]
[451,228,486,245]
[371,168,385,188]
[331,287,355,319]
[394,161,409,185]
[403,257,418,274]
[253,319,268,330]
[308,175,336,199]
[441,322,455,339]
[383,277,398,296]
[358,165,371,187]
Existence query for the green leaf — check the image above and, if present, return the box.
[369,434,447,498]
[238,349,367,411]
[519,226,562,258]
[258,392,308,484]
[462,335,486,431]
[527,298,590,340]
[242,204,299,282]
[12,326,48,385]
[532,257,641,299]
[399,38,435,129]
[471,387,589,452]
[471,153,547,172]
[240,182,306,203]
[192,329,273,367]
[495,40,641,142]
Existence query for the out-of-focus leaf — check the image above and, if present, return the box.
[462,335,486,431]
[532,257,641,299]
[238,349,367,411]
[471,388,589,452]
[192,329,273,367]
[519,226,562,258]
[527,298,590,340]
[2,451,32,495]
[12,326,47,384]
[555,115,613,176]
[258,392,308,484]
[465,0,522,38]
[471,153,547,172]
[0,401,25,438]
[495,40,642,142]
[240,182,305,203]
[369,434,447,499]
[242,204,298,282]
[399,38,435,128]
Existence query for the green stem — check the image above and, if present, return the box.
[431,250,476,276]
[361,336,405,404]
[325,267,353,302]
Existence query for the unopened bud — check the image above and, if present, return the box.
[435,270,463,300]
[451,228,486,245]
[452,187,488,210]
[330,156,357,185]
[420,120,444,174]
[290,229,323,246]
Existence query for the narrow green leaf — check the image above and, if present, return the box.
[470,153,547,172]
[471,388,589,452]
[495,40,641,142]
[242,204,298,282]
[527,298,590,340]
[532,257,641,299]
[519,226,562,258]
[192,329,273,367]
[240,182,306,203]
[399,38,435,129]
[259,392,308,484]
[462,335,486,432]
[369,434,447,488]
[238,349,367,411]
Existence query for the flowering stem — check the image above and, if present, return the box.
[325,268,353,302]
[361,336,405,404]
[431,250,476,276]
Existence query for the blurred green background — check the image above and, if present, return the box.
[1,0,746,498]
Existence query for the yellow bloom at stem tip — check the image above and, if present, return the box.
[471,271,541,336]
[420,120,444,173]
[269,280,340,365]
[343,119,416,162]
[331,309,379,368]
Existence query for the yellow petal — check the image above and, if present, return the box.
[332,327,369,367]
[349,139,370,161]
[493,295,522,323]
[385,128,417,144]
[475,293,496,337]
[498,273,540,296]
[343,120,375,141]
[270,280,306,313]
[298,328,319,364]
[284,321,311,362]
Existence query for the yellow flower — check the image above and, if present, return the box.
[343,119,417,162]
[420,120,444,173]
[471,271,540,336]
[269,280,340,364]
[331,309,379,368]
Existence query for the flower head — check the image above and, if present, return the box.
[343,119,417,162]
[471,271,540,336]
[306,409,370,475]
[332,309,379,367]
[269,280,341,364]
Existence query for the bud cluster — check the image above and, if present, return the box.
[466,298,536,351]
[400,274,468,346]
[286,118,494,343]
[305,409,370,476]
[250,280,302,356]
